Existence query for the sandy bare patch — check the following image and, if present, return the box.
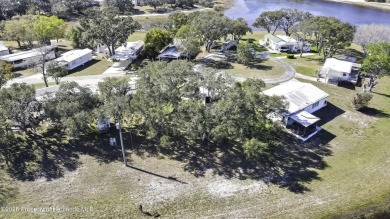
[341,110,377,127]
[138,179,192,204]
[207,177,268,198]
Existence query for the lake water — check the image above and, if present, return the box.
[224,0,390,28]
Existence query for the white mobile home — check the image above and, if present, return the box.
[263,81,329,141]
[263,34,311,53]
[0,44,10,56]
[0,46,57,69]
[111,41,144,61]
[51,49,93,70]
[318,58,361,84]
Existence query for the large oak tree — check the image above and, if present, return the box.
[79,7,139,56]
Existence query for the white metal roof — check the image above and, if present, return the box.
[111,41,144,60]
[323,58,361,74]
[0,44,8,51]
[157,45,181,59]
[56,48,92,63]
[276,35,297,43]
[265,34,284,43]
[263,81,329,114]
[0,46,56,62]
[290,111,320,127]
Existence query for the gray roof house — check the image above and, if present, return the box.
[263,81,329,141]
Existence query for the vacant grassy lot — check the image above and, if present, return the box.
[225,59,285,79]
[3,75,390,218]
[283,54,323,77]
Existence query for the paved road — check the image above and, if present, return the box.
[262,58,296,84]
[8,72,126,85]
[7,72,132,99]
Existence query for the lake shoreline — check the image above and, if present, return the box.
[223,0,390,11]
[324,0,390,11]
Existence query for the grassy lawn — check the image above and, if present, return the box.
[128,31,147,42]
[54,39,74,54]
[13,68,37,78]
[32,82,57,89]
[132,14,170,25]
[2,41,19,50]
[65,58,112,77]
[283,54,324,77]
[241,30,286,43]
[225,59,285,79]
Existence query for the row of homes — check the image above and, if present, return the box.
[0,40,145,71]
[0,46,58,69]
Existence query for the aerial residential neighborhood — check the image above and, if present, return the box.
[0,0,390,218]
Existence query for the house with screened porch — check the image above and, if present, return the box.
[263,81,329,141]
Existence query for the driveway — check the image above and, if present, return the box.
[262,58,296,84]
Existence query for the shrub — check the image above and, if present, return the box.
[131,62,139,71]
[351,92,373,110]
[159,135,172,149]
[213,5,223,11]
[287,54,295,59]
[243,138,268,161]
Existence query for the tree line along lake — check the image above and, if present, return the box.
[224,0,390,28]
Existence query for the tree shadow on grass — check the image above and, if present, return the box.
[305,56,324,64]
[195,59,233,70]
[213,133,332,193]
[359,107,390,118]
[372,91,390,99]
[0,169,18,207]
[5,127,128,181]
[6,132,81,181]
[247,62,273,71]
[67,59,102,74]
[135,126,333,193]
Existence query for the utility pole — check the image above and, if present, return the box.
[117,118,127,166]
